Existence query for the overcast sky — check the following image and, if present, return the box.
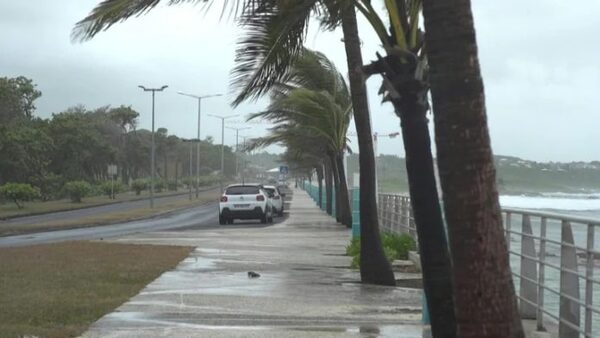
[1,1,598,162]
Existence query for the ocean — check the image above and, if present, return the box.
[499,193,600,334]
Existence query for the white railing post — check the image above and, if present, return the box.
[559,220,580,338]
[393,196,401,233]
[584,223,595,336]
[536,217,547,331]
[520,214,538,319]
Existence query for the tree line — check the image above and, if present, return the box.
[0,75,236,205]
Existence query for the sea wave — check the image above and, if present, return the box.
[500,195,600,210]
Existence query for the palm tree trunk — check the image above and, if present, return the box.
[336,152,352,228]
[422,1,524,337]
[391,95,456,337]
[341,5,395,286]
[316,166,324,209]
[330,156,342,222]
[324,161,333,216]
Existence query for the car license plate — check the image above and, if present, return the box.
[234,204,250,208]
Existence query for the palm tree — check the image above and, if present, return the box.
[421,1,524,337]
[252,49,353,226]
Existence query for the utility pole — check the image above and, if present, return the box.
[208,114,239,192]
[177,91,222,198]
[139,85,168,208]
[226,126,251,178]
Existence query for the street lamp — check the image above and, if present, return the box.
[177,91,222,198]
[139,84,168,208]
[226,126,251,178]
[208,114,239,192]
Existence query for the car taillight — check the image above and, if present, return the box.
[220,196,228,202]
[256,195,265,201]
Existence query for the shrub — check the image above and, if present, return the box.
[154,180,165,193]
[345,237,360,257]
[31,174,63,201]
[99,181,123,199]
[0,183,40,209]
[382,232,417,260]
[167,180,178,191]
[131,179,147,195]
[63,181,91,203]
[346,232,416,269]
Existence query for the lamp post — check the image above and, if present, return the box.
[181,138,199,200]
[208,114,239,192]
[177,92,222,198]
[239,135,252,184]
[226,126,251,178]
[139,85,168,208]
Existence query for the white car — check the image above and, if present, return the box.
[263,185,285,216]
[219,184,273,225]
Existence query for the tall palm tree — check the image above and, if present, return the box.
[422,1,524,337]
[72,0,395,285]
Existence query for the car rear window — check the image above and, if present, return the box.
[264,188,275,197]
[226,186,260,195]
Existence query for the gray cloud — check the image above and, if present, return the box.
[1,1,598,161]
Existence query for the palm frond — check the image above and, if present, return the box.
[230,0,317,106]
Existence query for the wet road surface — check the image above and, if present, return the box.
[0,202,289,248]
[0,190,212,227]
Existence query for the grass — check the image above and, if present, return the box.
[0,189,192,219]
[0,189,220,236]
[0,241,193,338]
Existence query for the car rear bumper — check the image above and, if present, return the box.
[221,207,265,220]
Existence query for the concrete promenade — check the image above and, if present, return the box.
[81,187,423,337]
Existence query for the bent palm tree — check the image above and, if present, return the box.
[422,0,524,337]
[247,50,353,227]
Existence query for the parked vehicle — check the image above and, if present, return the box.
[263,185,285,216]
[219,184,273,225]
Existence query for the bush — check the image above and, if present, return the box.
[31,174,64,201]
[0,183,40,209]
[346,232,416,269]
[131,179,147,195]
[154,180,165,193]
[382,232,417,260]
[167,180,178,191]
[99,181,123,199]
[345,237,360,257]
[63,181,91,203]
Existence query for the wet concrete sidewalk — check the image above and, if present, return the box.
[81,187,423,337]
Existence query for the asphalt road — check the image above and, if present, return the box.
[0,202,288,248]
[0,191,203,227]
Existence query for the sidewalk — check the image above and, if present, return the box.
[81,187,423,337]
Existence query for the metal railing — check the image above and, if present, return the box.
[377,193,600,338]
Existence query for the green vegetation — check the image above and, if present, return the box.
[63,180,92,203]
[99,181,123,199]
[347,232,416,269]
[347,153,600,194]
[131,179,147,195]
[0,183,39,209]
[0,241,193,338]
[0,75,237,211]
